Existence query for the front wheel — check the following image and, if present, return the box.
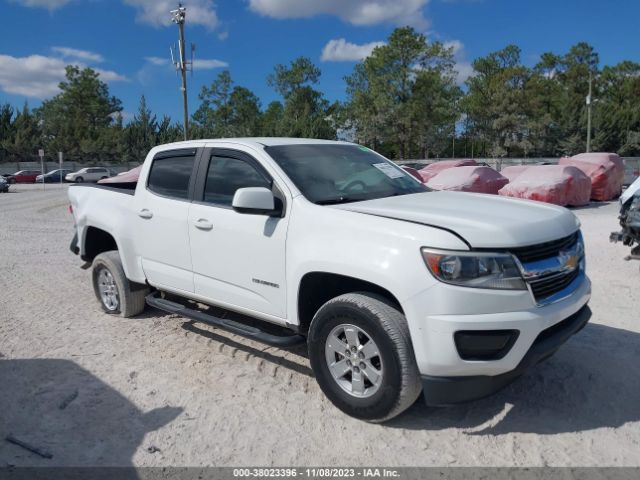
[75,177,84,183]
[92,251,149,318]
[308,293,422,422]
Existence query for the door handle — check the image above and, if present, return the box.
[194,219,213,231]
[138,209,153,219]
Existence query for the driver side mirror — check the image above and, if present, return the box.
[232,187,282,217]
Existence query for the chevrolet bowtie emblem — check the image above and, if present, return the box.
[559,251,579,270]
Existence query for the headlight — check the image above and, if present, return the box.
[421,249,526,290]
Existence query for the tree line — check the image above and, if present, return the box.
[1,27,639,164]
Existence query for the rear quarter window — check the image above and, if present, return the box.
[147,150,197,200]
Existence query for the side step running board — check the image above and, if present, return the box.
[146,293,306,347]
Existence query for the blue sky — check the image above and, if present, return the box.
[1,0,638,123]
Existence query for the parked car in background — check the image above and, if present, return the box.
[0,176,8,193]
[65,167,112,183]
[6,170,41,184]
[36,169,73,183]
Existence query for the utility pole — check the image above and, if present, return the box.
[171,4,193,141]
[586,71,593,153]
[452,122,456,159]
[38,149,45,191]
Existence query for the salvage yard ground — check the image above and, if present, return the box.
[0,184,639,467]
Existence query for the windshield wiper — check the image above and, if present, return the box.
[315,196,364,205]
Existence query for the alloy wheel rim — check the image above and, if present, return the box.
[98,268,119,311]
[324,323,383,398]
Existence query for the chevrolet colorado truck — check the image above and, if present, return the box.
[68,138,591,422]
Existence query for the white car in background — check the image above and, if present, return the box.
[65,167,112,183]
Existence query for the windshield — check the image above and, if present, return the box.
[265,144,428,205]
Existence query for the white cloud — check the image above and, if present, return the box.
[145,56,170,66]
[443,40,463,56]
[52,47,104,63]
[0,54,127,99]
[0,55,65,98]
[95,69,128,82]
[249,0,430,28]
[321,38,385,62]
[193,59,228,69]
[454,61,474,85]
[444,40,474,85]
[123,0,219,29]
[12,0,219,29]
[144,56,227,70]
[9,0,71,10]
[456,61,476,85]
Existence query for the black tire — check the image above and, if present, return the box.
[308,292,422,422]
[75,177,84,183]
[92,251,149,318]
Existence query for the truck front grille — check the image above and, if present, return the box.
[509,232,579,263]
[528,268,581,303]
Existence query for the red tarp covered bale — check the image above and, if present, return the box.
[500,165,531,183]
[426,166,509,194]
[418,159,477,183]
[98,166,142,185]
[401,166,424,182]
[498,165,591,207]
[559,152,624,201]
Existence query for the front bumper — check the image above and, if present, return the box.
[404,273,591,377]
[421,304,591,405]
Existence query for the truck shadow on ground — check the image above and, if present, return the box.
[140,303,313,378]
[142,307,639,435]
[180,321,314,378]
[0,359,182,467]
[388,322,640,434]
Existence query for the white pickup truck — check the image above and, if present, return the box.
[69,138,591,422]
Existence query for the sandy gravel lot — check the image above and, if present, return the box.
[0,184,639,467]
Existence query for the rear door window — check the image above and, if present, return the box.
[147,150,197,200]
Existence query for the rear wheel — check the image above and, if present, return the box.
[92,251,149,318]
[308,292,422,422]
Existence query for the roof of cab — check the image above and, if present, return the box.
[155,137,354,150]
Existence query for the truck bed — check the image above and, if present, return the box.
[70,182,136,195]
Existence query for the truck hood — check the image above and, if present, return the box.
[334,192,580,248]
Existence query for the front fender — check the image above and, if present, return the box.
[285,198,466,325]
